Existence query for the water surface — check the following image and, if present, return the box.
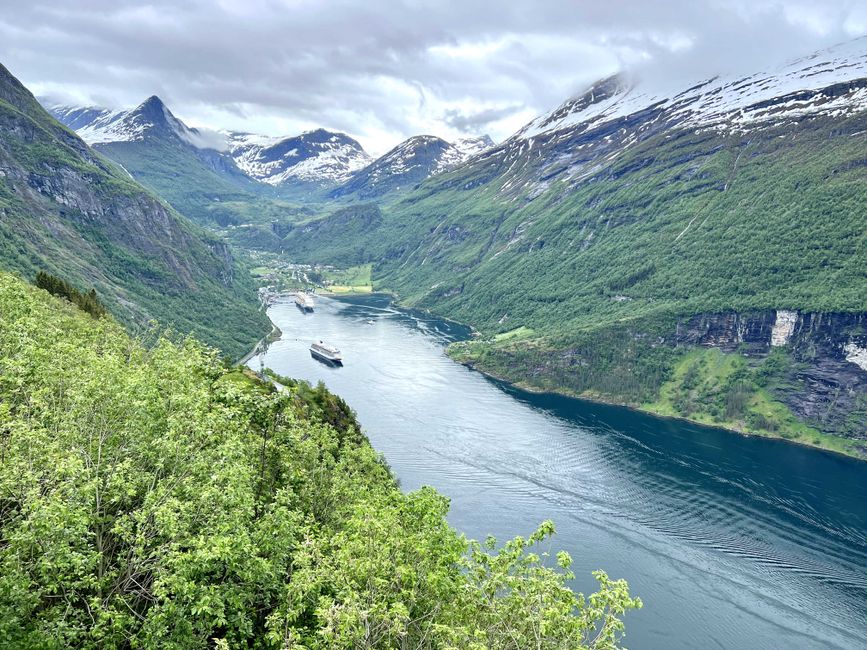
[253,294,867,650]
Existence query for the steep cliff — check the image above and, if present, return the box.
[0,63,268,358]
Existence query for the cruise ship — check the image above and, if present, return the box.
[295,292,315,312]
[310,340,342,365]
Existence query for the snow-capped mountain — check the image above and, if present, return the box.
[452,135,495,160]
[330,135,459,199]
[452,36,867,200]
[44,95,492,197]
[225,128,371,187]
[516,37,867,142]
[45,97,373,190]
[46,95,228,150]
[330,134,493,199]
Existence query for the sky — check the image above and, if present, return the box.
[0,0,865,155]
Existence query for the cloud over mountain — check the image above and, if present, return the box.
[1,0,864,154]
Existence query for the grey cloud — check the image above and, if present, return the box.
[0,0,863,153]
[443,105,526,132]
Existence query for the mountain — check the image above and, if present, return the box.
[226,128,371,189]
[330,135,466,199]
[281,38,867,453]
[47,95,227,149]
[45,97,493,210]
[45,95,270,226]
[452,135,494,160]
[0,63,268,358]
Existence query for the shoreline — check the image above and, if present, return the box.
[451,355,865,462]
[251,283,864,461]
[236,317,282,367]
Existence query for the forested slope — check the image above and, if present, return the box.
[0,272,639,649]
[0,63,268,358]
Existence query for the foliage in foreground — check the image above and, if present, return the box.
[0,272,640,649]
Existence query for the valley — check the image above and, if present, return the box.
[1,7,866,649]
[31,38,866,457]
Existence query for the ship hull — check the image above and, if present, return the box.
[295,302,314,313]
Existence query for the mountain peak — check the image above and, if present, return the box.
[226,127,371,187]
[131,94,172,124]
[141,94,165,108]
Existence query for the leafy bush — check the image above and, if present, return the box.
[0,272,640,649]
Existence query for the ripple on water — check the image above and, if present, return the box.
[257,295,867,650]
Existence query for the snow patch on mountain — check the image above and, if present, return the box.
[452,135,495,160]
[224,129,371,186]
[517,37,867,140]
[476,36,867,201]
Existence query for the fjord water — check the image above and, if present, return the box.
[254,295,867,650]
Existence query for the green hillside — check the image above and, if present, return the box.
[279,110,867,450]
[0,63,268,359]
[0,271,639,648]
[94,137,271,226]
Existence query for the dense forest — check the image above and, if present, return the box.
[0,271,640,648]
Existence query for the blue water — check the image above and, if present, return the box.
[254,294,867,650]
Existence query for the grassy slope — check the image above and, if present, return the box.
[94,138,266,225]
[641,348,861,457]
[92,138,324,243]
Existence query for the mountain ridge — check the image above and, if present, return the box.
[0,63,268,358]
[44,96,494,198]
[276,37,867,451]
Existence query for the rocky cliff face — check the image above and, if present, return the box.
[677,311,867,438]
[0,62,267,358]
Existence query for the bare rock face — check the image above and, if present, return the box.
[676,311,867,438]
[770,310,798,347]
[675,311,776,353]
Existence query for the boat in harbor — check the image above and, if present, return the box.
[295,292,315,312]
[310,340,342,365]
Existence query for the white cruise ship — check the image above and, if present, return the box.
[310,340,342,365]
[295,292,315,311]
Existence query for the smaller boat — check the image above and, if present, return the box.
[295,292,315,312]
[310,340,342,365]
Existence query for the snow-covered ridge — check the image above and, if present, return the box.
[517,36,867,140]
[365,133,494,179]
[46,96,228,151]
[224,128,372,186]
[453,135,495,161]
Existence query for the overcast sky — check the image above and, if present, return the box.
[1,1,865,155]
